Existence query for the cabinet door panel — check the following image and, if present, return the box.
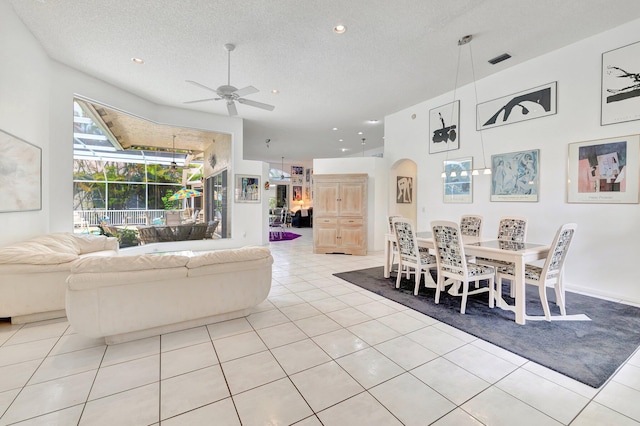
[314,225,338,248]
[340,226,364,249]
[314,183,339,216]
[339,183,364,216]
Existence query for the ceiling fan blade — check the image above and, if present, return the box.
[233,86,259,97]
[185,80,219,94]
[183,97,220,104]
[237,98,275,111]
[227,101,238,116]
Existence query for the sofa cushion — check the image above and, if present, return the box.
[186,246,272,269]
[72,234,118,253]
[0,242,77,265]
[71,254,190,273]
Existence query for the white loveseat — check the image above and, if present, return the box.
[0,233,119,324]
[66,246,273,344]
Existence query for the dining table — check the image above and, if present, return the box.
[384,231,550,325]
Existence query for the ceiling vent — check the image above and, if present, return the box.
[488,53,511,65]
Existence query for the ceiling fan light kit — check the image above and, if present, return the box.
[184,43,275,116]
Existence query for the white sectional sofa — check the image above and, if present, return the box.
[66,246,273,344]
[0,233,119,324]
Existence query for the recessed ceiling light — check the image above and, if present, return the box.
[341,148,349,152]
[367,119,379,124]
[271,89,279,94]
[131,57,144,64]
[332,127,338,131]
[339,139,343,142]
[333,24,347,34]
[357,131,363,135]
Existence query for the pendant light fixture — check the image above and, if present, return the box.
[441,34,491,178]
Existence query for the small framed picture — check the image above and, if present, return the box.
[601,41,640,125]
[490,149,540,202]
[396,176,413,204]
[443,157,472,203]
[429,100,459,154]
[234,174,260,203]
[568,135,639,203]
[293,186,302,201]
[291,165,304,175]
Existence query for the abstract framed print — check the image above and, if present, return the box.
[396,176,413,203]
[429,100,459,154]
[0,129,42,212]
[477,82,557,130]
[601,41,640,125]
[568,135,639,203]
[234,174,260,203]
[491,149,540,202]
[443,157,472,203]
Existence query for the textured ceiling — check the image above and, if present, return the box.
[9,0,640,164]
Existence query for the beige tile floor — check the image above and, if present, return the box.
[1,227,640,425]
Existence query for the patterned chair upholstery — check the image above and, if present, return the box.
[475,216,528,277]
[392,218,437,296]
[460,215,483,237]
[496,223,577,320]
[431,220,496,314]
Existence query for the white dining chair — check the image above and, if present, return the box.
[460,215,483,237]
[495,223,577,320]
[393,217,438,296]
[387,214,402,274]
[475,216,528,295]
[431,220,496,314]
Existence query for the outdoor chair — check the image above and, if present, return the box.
[392,217,438,296]
[137,226,160,244]
[205,220,220,239]
[431,220,496,314]
[188,223,208,240]
[173,224,192,241]
[496,223,577,320]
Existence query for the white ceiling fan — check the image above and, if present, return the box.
[184,43,275,116]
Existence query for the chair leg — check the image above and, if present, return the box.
[488,276,495,309]
[395,261,403,289]
[554,280,567,316]
[414,269,421,296]
[460,280,468,314]
[435,274,444,304]
[538,283,551,321]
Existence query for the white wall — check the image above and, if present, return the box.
[313,157,387,251]
[0,0,50,243]
[0,0,269,249]
[385,19,640,303]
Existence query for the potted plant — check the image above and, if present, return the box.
[117,228,139,248]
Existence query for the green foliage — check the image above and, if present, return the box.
[117,228,139,246]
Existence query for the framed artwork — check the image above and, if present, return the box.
[491,149,540,202]
[443,157,473,203]
[293,185,302,201]
[567,135,639,203]
[292,176,304,185]
[0,129,42,212]
[234,174,260,203]
[291,165,304,175]
[305,168,311,182]
[396,176,413,203]
[429,100,459,154]
[601,41,640,125]
[477,82,557,130]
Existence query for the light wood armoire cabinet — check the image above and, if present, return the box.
[313,174,367,255]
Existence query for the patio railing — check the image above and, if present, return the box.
[74,209,182,227]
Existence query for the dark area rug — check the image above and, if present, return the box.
[269,231,301,242]
[334,266,640,388]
